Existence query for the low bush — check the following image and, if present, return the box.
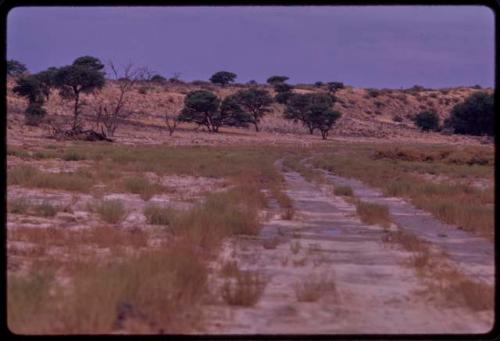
[414,110,440,131]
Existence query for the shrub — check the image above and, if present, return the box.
[314,81,323,87]
[414,110,440,131]
[94,199,126,224]
[446,92,494,136]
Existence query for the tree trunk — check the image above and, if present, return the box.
[321,130,328,140]
[73,90,80,130]
[254,122,260,132]
[308,125,314,135]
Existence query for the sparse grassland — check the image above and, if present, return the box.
[8,165,94,193]
[7,143,291,334]
[383,229,493,312]
[311,142,494,239]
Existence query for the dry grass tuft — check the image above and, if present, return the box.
[143,203,177,226]
[355,201,391,228]
[93,199,127,224]
[122,177,160,201]
[294,273,336,302]
[221,271,267,306]
[334,185,353,196]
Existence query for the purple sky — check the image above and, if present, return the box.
[7,6,494,88]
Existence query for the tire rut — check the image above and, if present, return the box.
[202,166,492,334]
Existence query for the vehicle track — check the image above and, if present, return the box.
[203,166,493,334]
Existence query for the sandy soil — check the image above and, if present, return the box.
[201,166,493,334]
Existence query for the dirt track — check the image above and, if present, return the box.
[203,165,493,334]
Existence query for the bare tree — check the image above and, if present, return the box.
[165,111,178,136]
[93,62,149,137]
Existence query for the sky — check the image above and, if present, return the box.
[6,6,495,88]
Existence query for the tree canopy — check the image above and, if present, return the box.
[446,92,494,136]
[266,76,289,85]
[284,93,341,139]
[232,88,273,131]
[7,59,27,77]
[209,71,237,86]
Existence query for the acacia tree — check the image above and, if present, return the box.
[34,67,59,100]
[267,75,289,85]
[7,60,27,77]
[233,88,273,132]
[178,90,221,132]
[310,108,341,139]
[209,71,237,86]
[178,90,250,132]
[92,62,148,137]
[12,75,47,125]
[284,93,341,139]
[54,56,106,129]
[273,82,294,104]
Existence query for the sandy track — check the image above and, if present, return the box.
[320,170,494,286]
[203,168,492,334]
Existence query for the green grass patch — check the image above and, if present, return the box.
[8,165,94,193]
